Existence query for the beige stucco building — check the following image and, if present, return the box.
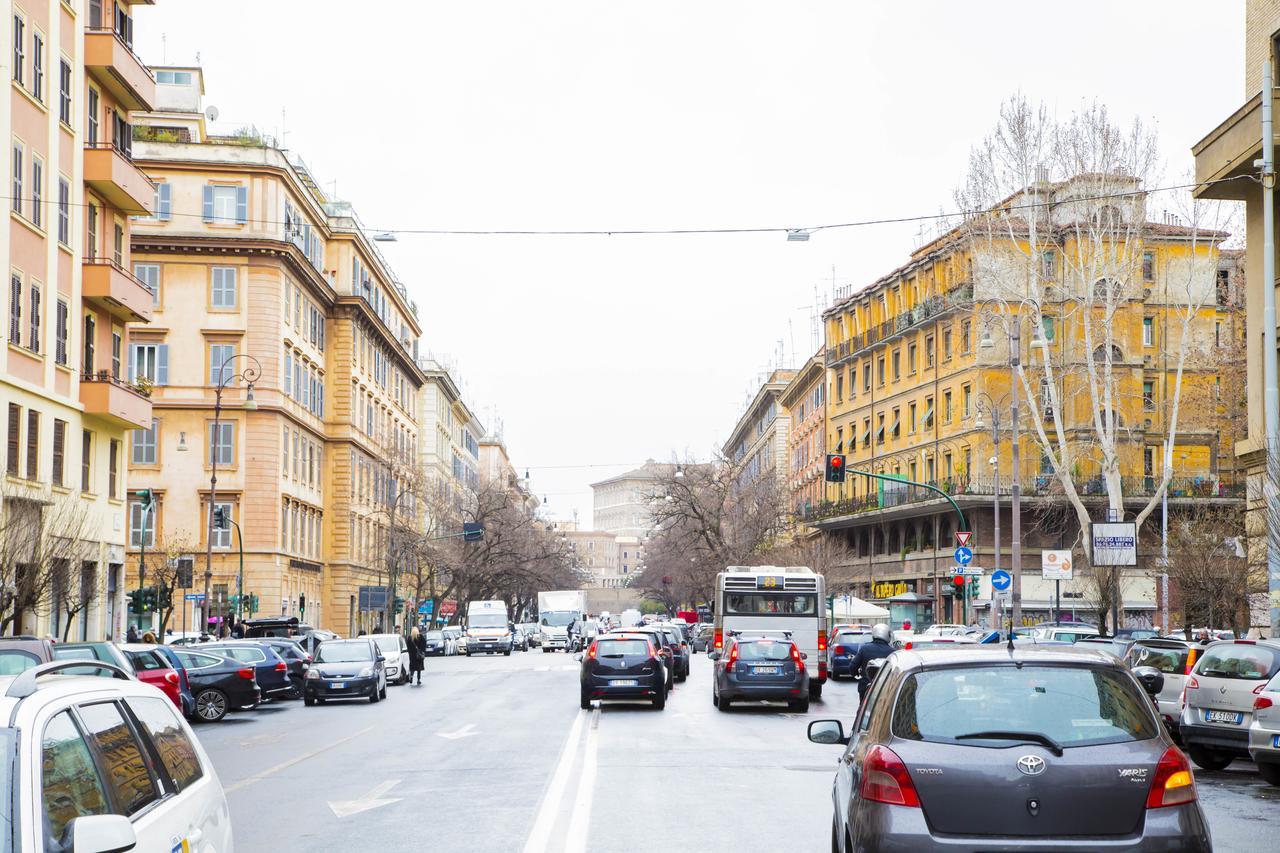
[591,460,672,539]
[416,356,483,498]
[722,369,796,492]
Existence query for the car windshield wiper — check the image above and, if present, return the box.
[954,730,1065,756]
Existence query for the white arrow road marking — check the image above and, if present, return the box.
[224,726,375,794]
[563,709,600,853]
[522,709,587,853]
[327,779,402,818]
[436,722,478,740]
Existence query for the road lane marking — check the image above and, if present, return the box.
[223,726,375,794]
[521,709,586,853]
[436,722,479,740]
[563,708,600,853]
[327,779,402,818]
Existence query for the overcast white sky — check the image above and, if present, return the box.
[136,1,1244,527]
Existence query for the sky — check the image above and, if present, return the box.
[135,1,1244,527]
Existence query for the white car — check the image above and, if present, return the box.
[1,659,234,851]
[370,633,411,685]
[920,623,968,636]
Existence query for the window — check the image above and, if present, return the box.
[925,335,934,366]
[210,502,233,548]
[1143,251,1155,281]
[132,419,157,465]
[113,222,123,266]
[1143,316,1154,347]
[211,267,237,308]
[108,439,118,497]
[86,202,98,257]
[962,384,972,418]
[133,263,159,304]
[891,407,900,439]
[876,356,885,386]
[54,300,67,364]
[209,343,235,386]
[943,390,953,422]
[5,404,19,474]
[82,315,96,373]
[80,429,91,491]
[961,320,971,353]
[57,178,69,245]
[907,342,917,374]
[1215,320,1222,348]
[942,327,953,360]
[1143,381,1155,411]
[11,14,23,85]
[1040,249,1056,280]
[908,402,917,433]
[111,331,121,379]
[41,711,111,842]
[8,273,20,344]
[27,281,39,352]
[152,182,171,221]
[87,87,99,145]
[12,141,23,214]
[128,497,154,547]
[113,3,133,46]
[129,343,168,384]
[126,696,204,793]
[78,702,159,815]
[209,422,234,466]
[58,58,71,124]
[284,349,293,396]
[155,70,195,85]
[891,349,900,381]
[30,156,42,228]
[203,185,248,225]
[25,410,39,480]
[31,30,42,101]
[835,372,843,402]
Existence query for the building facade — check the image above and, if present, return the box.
[780,351,825,518]
[591,460,671,539]
[124,68,424,637]
[416,357,483,498]
[2,0,157,640]
[722,369,795,493]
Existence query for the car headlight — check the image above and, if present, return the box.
[359,666,374,678]
[306,669,320,680]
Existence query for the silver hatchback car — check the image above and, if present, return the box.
[808,646,1210,853]
[1179,639,1280,770]
[1249,669,1280,786]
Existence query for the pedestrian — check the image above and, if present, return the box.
[409,626,427,685]
[126,624,139,644]
[848,623,894,701]
[231,619,245,639]
[141,630,157,644]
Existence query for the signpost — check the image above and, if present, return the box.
[955,531,972,547]
[1092,522,1136,633]
[953,546,974,566]
[991,569,1012,601]
[1042,550,1073,621]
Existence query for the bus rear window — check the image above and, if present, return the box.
[723,594,816,616]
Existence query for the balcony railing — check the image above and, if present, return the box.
[81,370,151,398]
[834,284,977,362]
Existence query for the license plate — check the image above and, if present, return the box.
[1273,734,1280,749]
[611,679,638,687]
[1205,710,1243,724]
[753,666,780,675]
[329,682,346,689]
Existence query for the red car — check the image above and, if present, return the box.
[120,643,184,710]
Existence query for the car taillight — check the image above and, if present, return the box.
[1184,649,1198,675]
[237,668,255,680]
[790,645,805,672]
[817,633,827,653]
[725,644,739,667]
[275,662,287,672]
[834,645,847,655]
[1256,696,1274,710]
[1187,676,1199,690]
[164,672,179,685]
[904,642,914,650]
[1146,746,1196,809]
[714,629,723,650]
[586,642,598,661]
[859,745,920,807]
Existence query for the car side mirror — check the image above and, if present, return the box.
[708,651,720,661]
[574,653,583,662]
[800,652,808,660]
[1133,665,1164,696]
[376,655,385,663]
[66,814,137,853]
[807,719,848,746]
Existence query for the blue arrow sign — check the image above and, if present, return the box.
[954,546,973,566]
[991,569,1012,591]
[183,593,206,602]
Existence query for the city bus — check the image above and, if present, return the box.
[713,565,827,699]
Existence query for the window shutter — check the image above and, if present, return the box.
[235,186,248,224]
[127,344,137,382]
[202,185,214,222]
[157,345,169,385]
[158,183,171,221]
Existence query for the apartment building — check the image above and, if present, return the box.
[1,0,156,640]
[417,356,483,498]
[591,460,672,539]
[722,369,795,493]
[124,68,424,636]
[780,351,825,517]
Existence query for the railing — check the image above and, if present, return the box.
[839,284,977,361]
[83,256,153,295]
[81,370,151,398]
[83,27,156,83]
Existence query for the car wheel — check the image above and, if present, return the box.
[504,650,511,656]
[380,683,387,699]
[304,695,315,707]
[712,690,719,708]
[790,699,810,713]
[675,671,686,683]
[808,682,823,701]
[718,696,731,712]
[370,684,380,704]
[829,672,840,682]
[653,690,666,710]
[1259,762,1280,786]
[1187,745,1232,771]
[580,691,591,710]
[194,689,228,723]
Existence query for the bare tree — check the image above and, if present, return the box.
[1162,504,1251,636]
[0,487,97,637]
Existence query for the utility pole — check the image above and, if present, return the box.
[1261,61,1280,638]
[1011,321,1023,627]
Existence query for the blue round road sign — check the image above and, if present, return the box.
[954,546,973,565]
[991,569,1012,591]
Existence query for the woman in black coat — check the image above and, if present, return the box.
[409,627,427,685]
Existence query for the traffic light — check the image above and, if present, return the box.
[824,454,847,483]
[213,506,229,529]
[394,596,406,614]
[298,592,306,616]
[158,586,172,611]
[138,488,154,511]
[952,574,966,595]
[247,593,259,615]
[127,589,141,614]
[463,522,483,542]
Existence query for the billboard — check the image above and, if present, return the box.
[1091,523,1137,566]
[1041,550,1073,580]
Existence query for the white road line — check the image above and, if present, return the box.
[563,708,600,853]
[223,726,375,794]
[521,709,587,853]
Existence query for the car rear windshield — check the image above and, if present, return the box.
[737,641,793,662]
[834,632,872,645]
[1126,644,1188,674]
[315,643,373,663]
[1196,644,1278,680]
[426,631,443,640]
[374,637,401,655]
[893,665,1157,748]
[596,639,649,657]
[724,593,816,616]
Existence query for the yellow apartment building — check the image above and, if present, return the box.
[123,68,424,636]
[812,174,1242,627]
[2,0,156,640]
[780,351,826,519]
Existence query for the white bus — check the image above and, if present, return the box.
[713,566,827,699]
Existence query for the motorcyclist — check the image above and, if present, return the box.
[848,623,894,699]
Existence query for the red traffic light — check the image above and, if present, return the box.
[830,456,843,468]
[952,575,966,588]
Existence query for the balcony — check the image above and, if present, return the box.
[80,371,152,430]
[83,258,153,323]
[84,143,155,215]
[84,29,155,112]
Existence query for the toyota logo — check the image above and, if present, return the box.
[1017,755,1046,776]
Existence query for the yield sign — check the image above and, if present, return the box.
[955,531,973,547]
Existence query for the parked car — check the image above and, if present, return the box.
[1073,636,1135,659]
[119,644,185,712]
[579,633,666,709]
[442,626,464,655]
[919,623,967,637]
[518,623,541,648]
[1249,668,1280,786]
[658,624,691,681]
[1113,628,1161,641]
[828,630,874,679]
[711,634,810,712]
[614,626,677,690]
[369,633,411,685]
[255,637,312,696]
[1,659,234,852]
[1180,639,1280,771]
[52,641,134,676]
[512,626,529,652]
[304,638,387,705]
[808,644,1210,852]
[1125,638,1206,741]
[199,641,294,702]
[692,624,715,653]
[173,648,261,723]
[1030,625,1100,643]
[423,630,448,656]
[0,637,54,674]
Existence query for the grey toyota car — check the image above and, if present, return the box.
[807,646,1211,852]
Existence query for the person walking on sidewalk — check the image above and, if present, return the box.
[409,626,427,685]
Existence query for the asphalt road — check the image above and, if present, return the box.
[192,649,1280,852]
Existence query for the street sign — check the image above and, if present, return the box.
[184,593,206,602]
[954,546,974,566]
[955,531,973,547]
[994,588,1012,601]
[1092,522,1137,566]
[418,600,434,615]
[1042,550,1073,580]
[991,569,1012,592]
[951,565,983,577]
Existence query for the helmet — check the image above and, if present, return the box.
[871,624,892,642]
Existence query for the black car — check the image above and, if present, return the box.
[580,634,666,709]
[256,637,312,696]
[692,624,714,653]
[173,647,262,722]
[615,626,677,690]
[661,625,691,681]
[305,638,387,705]
[423,630,448,656]
[200,641,295,701]
[711,635,810,712]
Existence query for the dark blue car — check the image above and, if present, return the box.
[200,640,295,700]
[828,630,873,679]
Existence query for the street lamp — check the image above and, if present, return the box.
[203,353,261,637]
